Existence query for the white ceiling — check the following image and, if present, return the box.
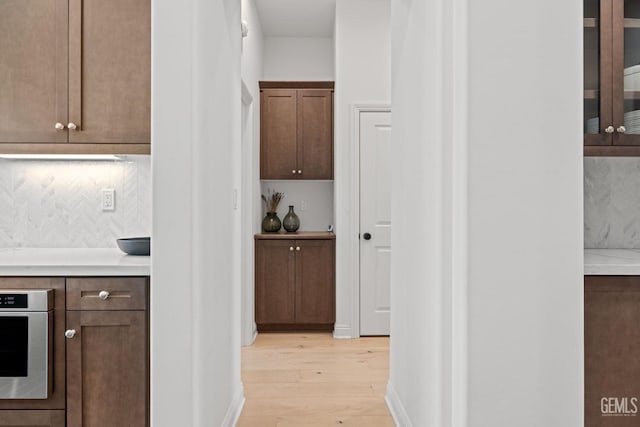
[254,0,336,38]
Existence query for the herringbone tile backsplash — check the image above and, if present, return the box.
[0,156,150,248]
[585,157,640,248]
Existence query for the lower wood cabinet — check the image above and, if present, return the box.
[255,234,335,331]
[585,276,640,426]
[0,276,149,427]
[66,278,149,427]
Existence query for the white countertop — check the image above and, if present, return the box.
[585,249,640,275]
[0,247,634,277]
[0,248,150,276]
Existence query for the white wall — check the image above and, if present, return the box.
[241,0,264,346]
[387,0,583,426]
[152,0,243,425]
[260,181,333,230]
[467,0,583,423]
[333,0,390,338]
[263,37,334,80]
[0,156,150,248]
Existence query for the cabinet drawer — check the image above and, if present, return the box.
[66,278,148,311]
[0,410,65,426]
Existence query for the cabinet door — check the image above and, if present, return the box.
[585,276,640,426]
[66,311,148,427]
[0,0,68,144]
[297,89,333,179]
[261,89,298,179]
[68,0,150,145]
[255,240,296,325]
[0,410,65,427]
[612,0,640,145]
[295,239,335,324]
[584,0,613,146]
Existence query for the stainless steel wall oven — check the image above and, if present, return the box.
[0,290,53,399]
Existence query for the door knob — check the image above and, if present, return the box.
[297,170,302,174]
[363,233,372,240]
[605,125,615,134]
[65,329,76,339]
[55,122,65,130]
[291,170,297,174]
[98,290,110,300]
[296,246,301,251]
[67,122,78,130]
[289,246,294,251]
[617,126,627,133]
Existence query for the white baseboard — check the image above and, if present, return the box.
[385,381,412,427]
[333,324,354,339]
[221,384,245,427]
[252,323,257,344]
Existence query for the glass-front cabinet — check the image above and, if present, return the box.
[585,0,640,154]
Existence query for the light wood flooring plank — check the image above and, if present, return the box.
[238,333,394,426]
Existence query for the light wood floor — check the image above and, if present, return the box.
[238,333,394,427]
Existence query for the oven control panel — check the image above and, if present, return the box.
[0,294,28,308]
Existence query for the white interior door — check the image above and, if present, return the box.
[360,111,391,336]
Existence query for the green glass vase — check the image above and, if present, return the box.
[283,206,300,232]
[262,211,281,232]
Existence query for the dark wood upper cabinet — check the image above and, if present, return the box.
[585,0,640,155]
[0,0,69,145]
[260,89,298,179]
[585,276,640,426]
[255,233,335,331]
[260,82,334,179]
[0,0,150,154]
[68,0,150,146]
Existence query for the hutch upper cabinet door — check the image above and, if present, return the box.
[297,89,333,179]
[260,82,334,179]
[0,0,68,144]
[68,0,151,145]
[260,89,298,179]
[585,0,640,154]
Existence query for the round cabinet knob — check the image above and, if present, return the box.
[98,290,110,300]
[605,126,615,134]
[65,329,76,339]
[55,122,65,130]
[296,246,301,251]
[363,233,372,240]
[289,246,294,251]
[617,126,627,133]
[297,170,302,174]
[67,122,78,130]
[292,170,297,174]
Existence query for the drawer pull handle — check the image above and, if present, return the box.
[296,246,301,251]
[289,246,294,251]
[65,329,76,339]
[98,290,110,300]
